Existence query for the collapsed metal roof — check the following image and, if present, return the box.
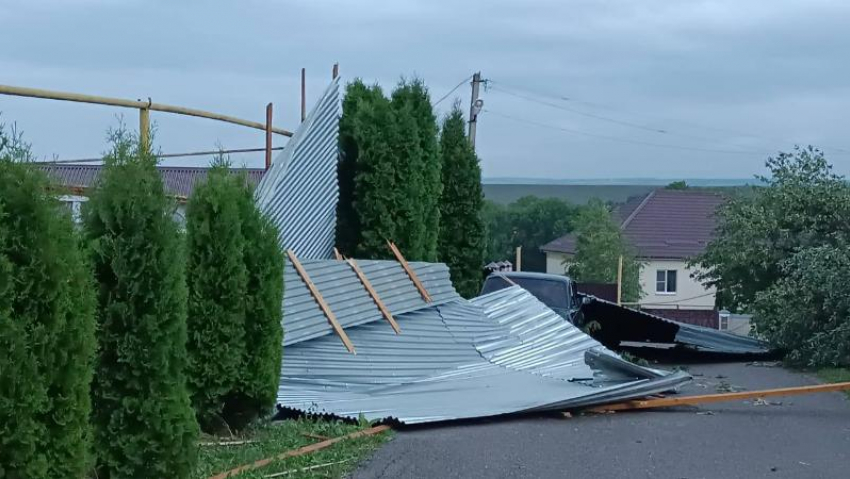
[255,76,341,259]
[579,295,771,355]
[278,266,691,424]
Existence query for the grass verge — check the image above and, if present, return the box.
[194,418,392,479]
[817,368,850,399]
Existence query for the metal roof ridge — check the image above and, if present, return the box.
[620,190,656,229]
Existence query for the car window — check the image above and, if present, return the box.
[512,278,569,309]
[480,276,514,295]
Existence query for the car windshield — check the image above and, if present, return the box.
[481,276,569,309]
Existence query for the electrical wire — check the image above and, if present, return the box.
[432,75,474,107]
[485,108,772,155]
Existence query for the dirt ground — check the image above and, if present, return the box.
[352,361,850,479]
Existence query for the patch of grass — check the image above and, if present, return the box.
[817,368,850,398]
[194,418,392,479]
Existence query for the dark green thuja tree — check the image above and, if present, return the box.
[232,179,284,423]
[0,122,97,478]
[437,104,485,297]
[85,129,198,478]
[185,159,248,430]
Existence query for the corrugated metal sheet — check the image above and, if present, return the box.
[282,259,460,346]
[278,284,691,424]
[255,77,341,258]
[580,295,770,354]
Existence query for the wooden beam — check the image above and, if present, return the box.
[286,250,355,353]
[332,247,343,261]
[346,258,401,334]
[207,425,390,479]
[0,84,294,136]
[265,103,273,170]
[387,241,432,302]
[581,381,850,413]
[139,107,150,151]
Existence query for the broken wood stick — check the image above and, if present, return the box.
[287,249,355,353]
[346,258,401,333]
[199,439,256,447]
[387,241,432,302]
[263,460,350,477]
[579,381,850,414]
[207,425,390,479]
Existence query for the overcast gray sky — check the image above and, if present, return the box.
[2,0,849,179]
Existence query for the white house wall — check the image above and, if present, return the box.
[639,259,715,309]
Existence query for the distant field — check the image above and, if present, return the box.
[482,183,748,205]
[482,184,657,205]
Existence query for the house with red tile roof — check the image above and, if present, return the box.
[541,189,726,328]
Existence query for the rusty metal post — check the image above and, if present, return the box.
[265,103,273,170]
[301,68,307,122]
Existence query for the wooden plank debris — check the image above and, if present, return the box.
[333,247,343,261]
[387,241,432,303]
[346,258,401,334]
[579,381,850,414]
[207,425,390,479]
[286,249,355,354]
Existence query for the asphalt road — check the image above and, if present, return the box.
[352,362,850,479]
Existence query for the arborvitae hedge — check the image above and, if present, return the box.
[233,181,284,423]
[85,132,198,479]
[437,105,485,298]
[185,162,248,429]
[0,135,97,479]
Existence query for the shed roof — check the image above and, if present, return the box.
[541,189,726,260]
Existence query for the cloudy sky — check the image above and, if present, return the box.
[2,0,849,179]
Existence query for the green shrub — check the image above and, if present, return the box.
[233,180,284,423]
[185,161,248,429]
[85,130,198,478]
[437,104,485,298]
[0,124,97,478]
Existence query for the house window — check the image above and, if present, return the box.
[656,269,677,294]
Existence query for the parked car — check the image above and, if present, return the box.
[479,271,585,322]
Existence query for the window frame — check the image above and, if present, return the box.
[655,269,678,295]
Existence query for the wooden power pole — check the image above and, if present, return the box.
[468,72,482,149]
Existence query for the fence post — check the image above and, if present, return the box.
[265,103,273,170]
[616,255,623,305]
[139,107,150,151]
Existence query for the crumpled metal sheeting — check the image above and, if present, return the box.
[579,295,770,354]
[278,286,691,424]
[282,259,460,346]
[255,77,341,259]
[467,287,623,381]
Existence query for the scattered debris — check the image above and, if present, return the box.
[752,398,783,407]
[199,440,256,447]
[263,460,351,478]
[747,361,782,368]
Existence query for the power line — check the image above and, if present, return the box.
[485,108,771,155]
[491,80,850,154]
[432,75,474,107]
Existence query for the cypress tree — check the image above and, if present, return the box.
[232,181,285,423]
[387,100,425,258]
[351,89,399,258]
[0,128,97,479]
[185,160,248,430]
[437,104,485,297]
[337,80,383,256]
[391,79,442,261]
[85,130,198,478]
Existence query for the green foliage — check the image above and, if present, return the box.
[569,200,643,301]
[185,159,248,428]
[335,78,441,261]
[0,124,97,479]
[665,180,688,190]
[234,178,284,425]
[694,146,850,367]
[482,196,578,272]
[85,129,198,478]
[437,105,485,297]
[751,243,850,367]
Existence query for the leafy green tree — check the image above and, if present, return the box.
[185,160,248,429]
[694,146,850,366]
[751,242,850,367]
[438,104,485,297]
[0,123,97,479]
[232,178,284,425]
[483,196,578,272]
[337,80,384,256]
[391,79,441,261]
[388,99,425,258]
[665,180,688,190]
[85,130,198,478]
[568,200,642,301]
[693,146,850,310]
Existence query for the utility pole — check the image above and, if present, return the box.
[468,71,482,149]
